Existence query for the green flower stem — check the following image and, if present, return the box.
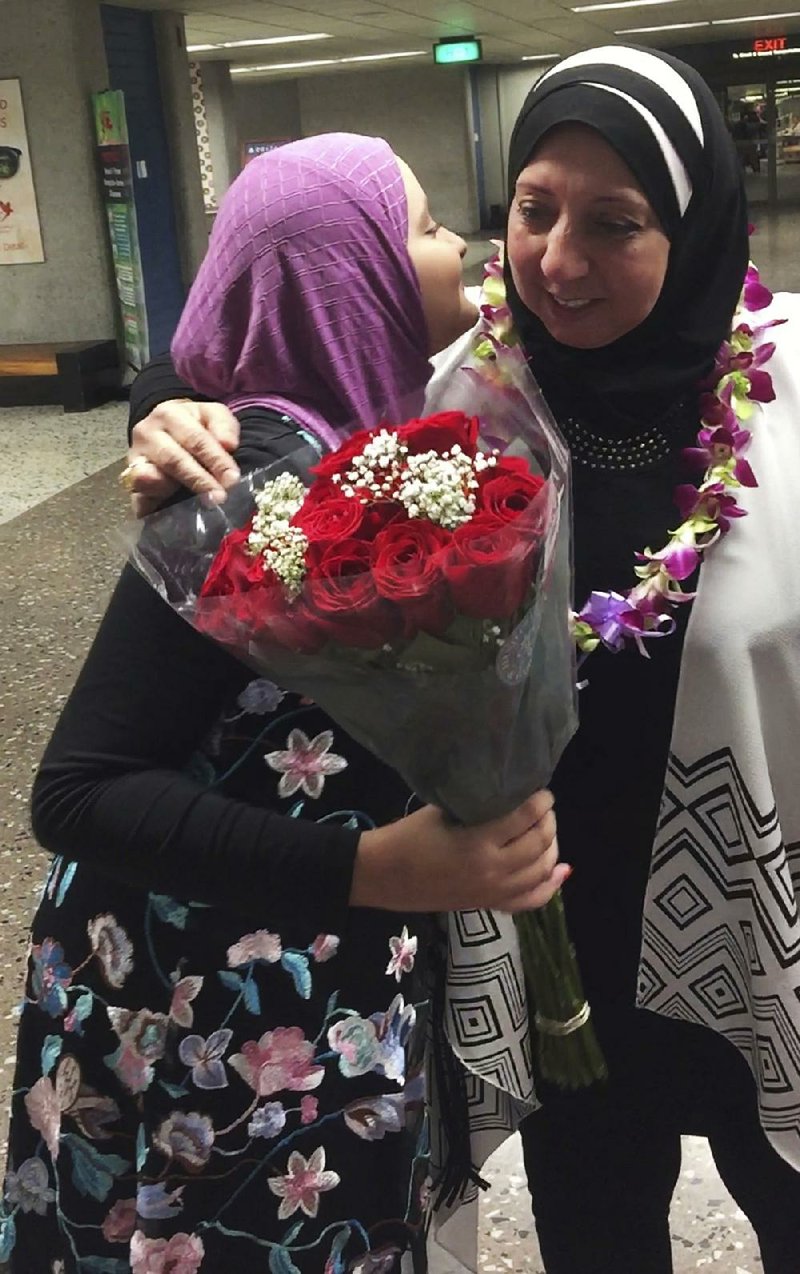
[514,892,607,1090]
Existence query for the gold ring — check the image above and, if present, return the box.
[118,456,149,493]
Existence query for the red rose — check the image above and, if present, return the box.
[198,525,324,652]
[200,524,264,598]
[441,513,538,620]
[372,522,453,637]
[311,428,379,481]
[395,411,479,458]
[359,500,408,542]
[292,492,365,545]
[479,463,546,525]
[305,539,399,649]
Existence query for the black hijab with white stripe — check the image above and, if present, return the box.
[505,46,749,428]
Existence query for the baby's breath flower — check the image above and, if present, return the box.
[344,430,408,499]
[396,447,478,529]
[248,474,309,592]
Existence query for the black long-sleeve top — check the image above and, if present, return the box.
[31,384,366,935]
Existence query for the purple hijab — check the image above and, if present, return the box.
[171,134,431,451]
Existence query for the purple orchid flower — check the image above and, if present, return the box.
[751,340,776,367]
[636,543,699,582]
[745,368,776,404]
[674,483,706,522]
[743,265,773,312]
[698,391,737,432]
[675,482,747,534]
[683,425,756,488]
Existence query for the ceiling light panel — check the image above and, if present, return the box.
[616,19,710,30]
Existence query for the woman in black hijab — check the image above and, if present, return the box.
[122,46,800,1272]
[501,46,800,1274]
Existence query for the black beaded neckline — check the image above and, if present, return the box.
[557,396,695,472]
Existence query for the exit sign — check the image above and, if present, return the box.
[733,34,798,58]
[754,35,787,52]
[434,37,483,65]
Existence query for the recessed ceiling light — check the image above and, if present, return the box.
[231,59,338,73]
[231,50,427,74]
[187,33,332,53]
[573,0,679,11]
[340,50,426,62]
[522,53,561,60]
[616,19,709,29]
[712,9,800,20]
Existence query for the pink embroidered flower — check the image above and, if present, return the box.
[310,934,340,964]
[265,729,347,799]
[267,1147,340,1219]
[328,994,415,1085]
[229,1026,324,1097]
[385,927,417,983]
[169,976,204,1029]
[106,1008,170,1095]
[101,1197,137,1243]
[300,1095,318,1125]
[154,1110,214,1172]
[24,1077,61,1161]
[87,915,134,989]
[130,1229,205,1273]
[227,930,282,968]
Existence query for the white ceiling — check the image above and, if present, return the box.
[107,0,800,74]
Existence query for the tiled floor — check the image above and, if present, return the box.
[428,1136,762,1273]
[0,401,128,524]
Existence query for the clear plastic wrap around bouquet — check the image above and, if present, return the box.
[131,361,606,1088]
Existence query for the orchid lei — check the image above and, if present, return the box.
[474,246,784,656]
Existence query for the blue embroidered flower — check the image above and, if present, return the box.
[136,1181,185,1220]
[30,939,72,1018]
[342,1094,404,1141]
[5,1157,56,1215]
[178,1029,232,1090]
[247,1101,286,1140]
[237,678,286,715]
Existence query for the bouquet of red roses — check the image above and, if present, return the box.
[132,366,603,1091]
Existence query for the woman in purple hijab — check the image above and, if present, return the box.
[5,135,561,1272]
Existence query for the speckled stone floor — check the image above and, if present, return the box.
[0,404,773,1270]
[427,1135,763,1273]
[0,401,128,524]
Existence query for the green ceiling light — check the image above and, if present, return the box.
[433,36,483,65]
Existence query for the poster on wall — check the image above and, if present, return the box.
[92,89,150,370]
[0,78,45,265]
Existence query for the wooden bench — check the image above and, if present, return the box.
[0,340,122,413]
